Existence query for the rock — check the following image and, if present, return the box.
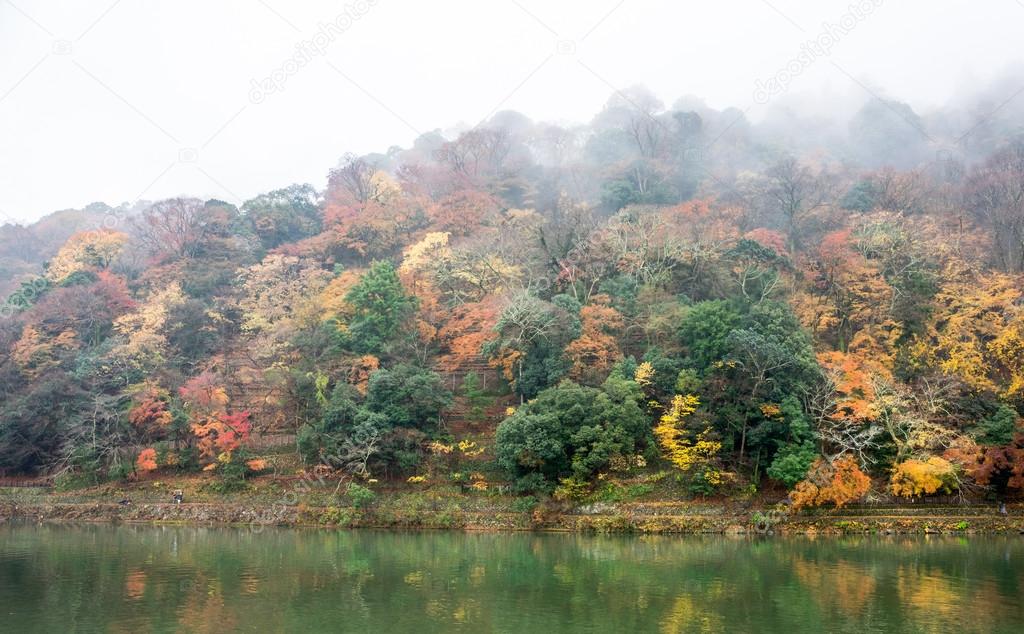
[576,502,616,515]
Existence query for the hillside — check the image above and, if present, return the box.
[2,95,1024,516]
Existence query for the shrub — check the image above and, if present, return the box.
[790,456,871,510]
[889,456,959,497]
[346,482,376,509]
[495,379,648,490]
[768,441,819,487]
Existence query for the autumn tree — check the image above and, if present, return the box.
[237,255,331,361]
[913,266,1024,398]
[653,394,725,491]
[564,295,624,385]
[790,456,871,509]
[889,456,959,497]
[45,229,128,282]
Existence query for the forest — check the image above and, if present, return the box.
[2,85,1023,510]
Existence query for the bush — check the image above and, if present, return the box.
[889,457,959,497]
[510,496,539,513]
[365,364,452,430]
[768,441,819,487]
[495,378,648,490]
[790,456,871,510]
[346,482,376,509]
[553,476,590,501]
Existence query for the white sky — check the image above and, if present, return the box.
[1,0,1022,223]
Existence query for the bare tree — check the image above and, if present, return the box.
[758,156,833,251]
[963,140,1024,272]
[328,154,380,205]
[131,198,208,260]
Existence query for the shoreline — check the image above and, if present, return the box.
[4,499,1023,536]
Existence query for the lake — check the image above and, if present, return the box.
[0,523,1021,633]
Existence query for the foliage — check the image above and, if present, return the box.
[495,379,648,490]
[6,96,1024,506]
[653,394,724,487]
[767,441,819,487]
[346,482,377,509]
[889,457,959,497]
[342,261,417,355]
[790,456,871,509]
[364,364,452,430]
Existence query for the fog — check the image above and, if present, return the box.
[1,0,1023,223]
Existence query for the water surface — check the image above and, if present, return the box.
[1,523,1021,632]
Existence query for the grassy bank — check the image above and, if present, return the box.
[3,477,1023,536]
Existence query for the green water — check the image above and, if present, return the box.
[0,524,1022,633]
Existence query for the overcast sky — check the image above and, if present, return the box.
[1,0,1022,223]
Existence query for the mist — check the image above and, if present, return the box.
[2,0,1023,224]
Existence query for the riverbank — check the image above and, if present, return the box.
[3,486,1023,535]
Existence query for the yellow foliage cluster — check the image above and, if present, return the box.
[112,283,188,368]
[653,395,723,485]
[889,457,958,497]
[46,229,128,282]
[427,441,454,455]
[913,267,1024,398]
[633,361,655,388]
[11,324,78,377]
[759,403,782,419]
[457,440,486,457]
[469,472,487,490]
[399,231,451,277]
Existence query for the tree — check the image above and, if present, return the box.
[889,457,959,497]
[963,140,1024,272]
[913,266,1023,398]
[108,282,189,382]
[653,394,725,488]
[677,300,742,372]
[485,292,579,399]
[132,198,220,261]
[767,397,819,487]
[342,261,417,355]
[241,184,322,250]
[756,155,832,250]
[364,364,452,430]
[564,295,624,385]
[176,371,253,473]
[790,456,871,509]
[45,229,128,282]
[0,375,87,473]
[238,255,331,361]
[848,99,930,168]
[495,378,648,489]
[945,434,1024,494]
[436,297,502,371]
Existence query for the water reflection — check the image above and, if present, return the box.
[0,524,1021,633]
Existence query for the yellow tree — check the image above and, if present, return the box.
[889,456,958,497]
[653,394,723,486]
[46,229,128,282]
[109,283,188,377]
[913,265,1023,397]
